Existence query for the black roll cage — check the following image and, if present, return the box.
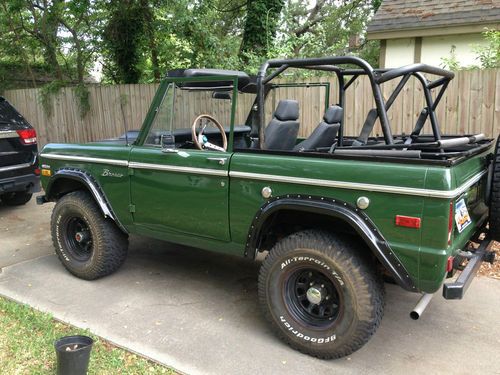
[255,56,455,148]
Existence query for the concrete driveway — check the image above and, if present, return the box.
[1,195,499,375]
[0,194,54,267]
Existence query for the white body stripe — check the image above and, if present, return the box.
[129,161,228,177]
[229,170,487,199]
[40,153,128,166]
[40,153,486,199]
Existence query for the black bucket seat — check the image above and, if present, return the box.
[264,99,300,150]
[293,105,342,152]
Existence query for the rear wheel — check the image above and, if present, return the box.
[258,230,384,359]
[51,190,128,280]
[1,191,32,206]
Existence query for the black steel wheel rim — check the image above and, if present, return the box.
[64,217,93,261]
[283,266,343,329]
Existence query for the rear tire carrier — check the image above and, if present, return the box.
[489,135,500,241]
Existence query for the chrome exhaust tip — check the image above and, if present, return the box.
[410,293,434,320]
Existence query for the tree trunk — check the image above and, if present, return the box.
[141,0,160,81]
[239,0,284,62]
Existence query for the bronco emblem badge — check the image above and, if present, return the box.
[102,168,123,178]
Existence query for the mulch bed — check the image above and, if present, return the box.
[479,240,500,280]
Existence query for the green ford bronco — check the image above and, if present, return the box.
[38,56,497,359]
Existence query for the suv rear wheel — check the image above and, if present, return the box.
[51,190,128,280]
[1,191,32,206]
[258,230,384,359]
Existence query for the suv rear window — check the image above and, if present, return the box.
[0,98,31,129]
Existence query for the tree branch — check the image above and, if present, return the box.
[292,0,327,37]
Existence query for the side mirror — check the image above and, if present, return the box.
[212,91,231,100]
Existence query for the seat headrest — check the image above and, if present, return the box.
[323,105,343,124]
[274,100,299,121]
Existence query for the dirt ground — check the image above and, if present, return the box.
[479,241,500,279]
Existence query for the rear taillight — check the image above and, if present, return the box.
[448,201,454,245]
[446,256,454,272]
[16,129,37,145]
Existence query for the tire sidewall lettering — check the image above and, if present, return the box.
[279,315,336,344]
[54,205,93,265]
[268,249,357,347]
[55,214,70,262]
[280,254,345,286]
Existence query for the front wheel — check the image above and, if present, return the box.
[51,190,128,280]
[258,230,384,359]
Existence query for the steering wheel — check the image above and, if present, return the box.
[191,114,228,152]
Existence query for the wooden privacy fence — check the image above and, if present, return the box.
[3,69,499,148]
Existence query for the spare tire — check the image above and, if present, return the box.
[488,135,500,240]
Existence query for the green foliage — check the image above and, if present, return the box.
[357,40,380,68]
[103,1,149,84]
[474,29,500,69]
[73,83,91,118]
[1,0,381,86]
[439,30,500,71]
[39,80,66,117]
[239,0,284,61]
[372,0,382,12]
[440,45,461,71]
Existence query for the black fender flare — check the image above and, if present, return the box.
[245,195,417,292]
[45,168,128,233]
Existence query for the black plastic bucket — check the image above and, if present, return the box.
[54,335,94,375]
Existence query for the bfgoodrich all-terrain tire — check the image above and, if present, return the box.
[1,191,32,206]
[489,135,500,240]
[51,190,128,280]
[258,230,384,359]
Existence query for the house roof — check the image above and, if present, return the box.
[367,0,500,35]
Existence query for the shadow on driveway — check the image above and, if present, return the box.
[0,232,499,375]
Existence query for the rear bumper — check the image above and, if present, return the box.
[443,234,495,299]
[0,173,40,194]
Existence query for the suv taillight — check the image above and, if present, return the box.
[16,129,37,145]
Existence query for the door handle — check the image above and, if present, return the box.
[206,157,227,166]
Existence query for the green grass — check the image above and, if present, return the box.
[0,296,175,374]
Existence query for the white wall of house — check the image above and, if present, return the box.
[384,38,416,67]
[420,33,487,67]
[383,33,488,68]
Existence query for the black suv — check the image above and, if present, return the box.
[0,97,39,205]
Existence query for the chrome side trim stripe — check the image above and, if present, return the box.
[39,153,229,176]
[0,154,37,173]
[0,161,32,173]
[453,170,488,197]
[129,161,228,177]
[0,130,18,139]
[229,170,487,199]
[39,152,487,198]
[40,153,129,167]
